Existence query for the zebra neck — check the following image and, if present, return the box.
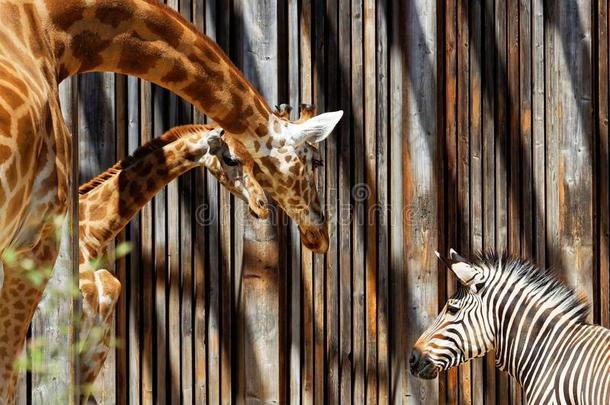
[492,289,586,386]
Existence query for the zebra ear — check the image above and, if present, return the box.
[446,249,479,289]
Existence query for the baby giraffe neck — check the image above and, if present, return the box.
[78,132,202,264]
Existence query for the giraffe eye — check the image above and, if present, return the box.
[312,159,323,168]
[223,155,240,166]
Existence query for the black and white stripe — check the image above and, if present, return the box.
[410,251,610,404]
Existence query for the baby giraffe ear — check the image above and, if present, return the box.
[290,110,344,146]
[207,128,226,155]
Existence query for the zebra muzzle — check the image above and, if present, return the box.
[409,347,439,379]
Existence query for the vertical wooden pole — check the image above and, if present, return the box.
[375,0,390,402]
[482,0,498,401]
[237,1,281,403]
[404,0,439,404]
[597,0,610,328]
[70,74,81,405]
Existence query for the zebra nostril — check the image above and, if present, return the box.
[409,348,421,367]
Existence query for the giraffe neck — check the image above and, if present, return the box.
[39,0,272,137]
[78,126,210,264]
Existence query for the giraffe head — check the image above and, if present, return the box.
[237,104,343,253]
[189,127,269,219]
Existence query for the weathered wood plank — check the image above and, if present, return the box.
[324,0,341,402]
[547,0,595,315]
[114,73,128,405]
[599,0,610,328]
[404,1,439,404]
[140,80,154,405]
[338,0,353,402]
[79,72,117,404]
[457,0,471,401]
[351,0,366,402]
[495,0,510,402]
[299,0,315,402]
[363,0,378,402]
[313,2,326,403]
[469,0,484,402]
[286,0,302,402]
[376,0,390,402]
[507,0,522,401]
[126,75,142,405]
[238,1,281,403]
[482,0,497,402]
[443,0,459,401]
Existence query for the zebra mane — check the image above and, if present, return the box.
[472,251,591,324]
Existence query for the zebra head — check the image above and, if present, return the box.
[410,249,495,379]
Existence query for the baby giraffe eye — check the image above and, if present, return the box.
[446,304,460,315]
[312,159,324,168]
[223,155,240,167]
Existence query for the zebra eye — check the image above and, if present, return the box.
[447,305,460,315]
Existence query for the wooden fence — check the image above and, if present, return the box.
[15,0,610,403]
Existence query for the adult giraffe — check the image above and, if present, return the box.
[0,0,342,400]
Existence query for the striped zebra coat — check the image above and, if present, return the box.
[410,250,610,405]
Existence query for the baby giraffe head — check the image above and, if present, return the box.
[182,126,269,219]
[235,104,343,253]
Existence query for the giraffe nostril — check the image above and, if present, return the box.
[257,198,266,208]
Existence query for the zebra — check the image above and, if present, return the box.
[409,249,610,404]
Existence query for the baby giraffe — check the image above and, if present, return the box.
[77,124,268,400]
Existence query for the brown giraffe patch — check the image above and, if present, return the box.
[6,159,18,190]
[45,0,87,31]
[2,3,23,40]
[23,4,46,58]
[193,38,221,64]
[161,62,188,84]
[71,30,112,72]
[117,34,162,75]
[54,41,66,59]
[0,144,11,164]
[16,112,37,174]
[143,10,185,49]
[288,163,301,176]
[136,161,153,177]
[95,2,135,28]
[181,80,221,114]
[128,182,142,196]
[0,83,25,110]
[0,62,30,97]
[255,124,268,137]
[146,178,156,192]
[100,186,114,201]
[88,205,107,222]
[259,156,281,175]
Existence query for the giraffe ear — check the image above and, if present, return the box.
[290,110,344,146]
[207,129,226,155]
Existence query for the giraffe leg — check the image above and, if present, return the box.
[0,236,57,403]
[79,269,121,404]
[79,265,100,351]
